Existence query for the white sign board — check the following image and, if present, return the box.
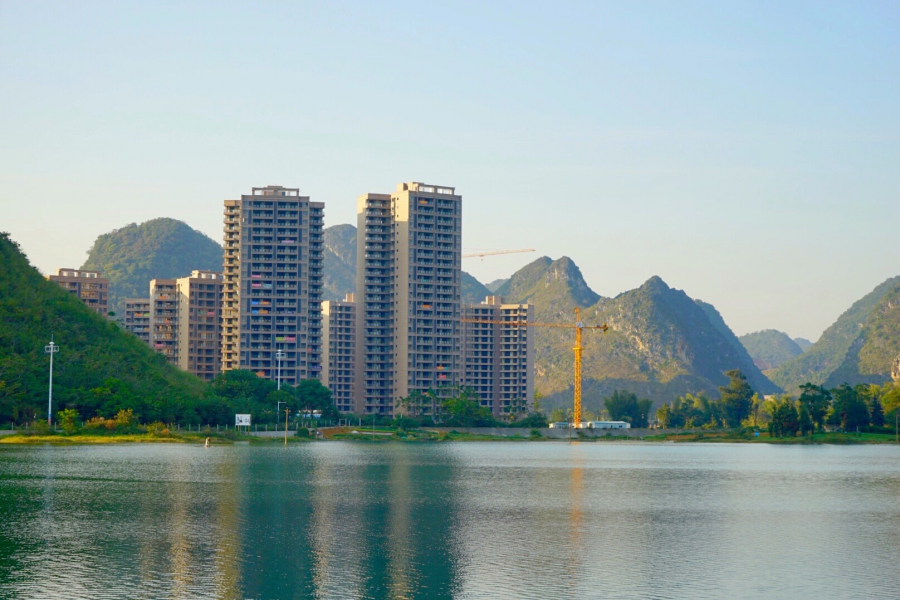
[235,414,251,427]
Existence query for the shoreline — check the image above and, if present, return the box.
[1,430,897,445]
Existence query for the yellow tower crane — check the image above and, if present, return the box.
[462,248,536,259]
[461,307,608,426]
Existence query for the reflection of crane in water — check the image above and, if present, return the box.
[461,307,608,426]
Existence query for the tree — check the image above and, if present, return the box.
[295,379,338,421]
[57,408,79,435]
[768,397,799,438]
[656,404,671,428]
[719,370,754,428]
[830,384,870,431]
[397,390,427,418]
[442,387,492,429]
[549,408,567,423]
[870,395,885,427]
[798,383,831,432]
[798,403,813,436]
[635,398,653,428]
[604,390,638,423]
[748,393,763,428]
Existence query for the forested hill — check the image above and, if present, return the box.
[738,329,804,370]
[0,232,207,423]
[770,276,900,393]
[81,218,223,314]
[495,258,779,409]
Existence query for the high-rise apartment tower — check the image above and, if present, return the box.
[176,270,223,381]
[322,293,356,413]
[150,279,179,365]
[222,186,324,385]
[123,298,151,344]
[462,296,534,418]
[355,182,462,414]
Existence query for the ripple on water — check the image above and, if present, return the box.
[0,443,899,599]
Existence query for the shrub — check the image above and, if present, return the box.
[85,416,111,430]
[146,422,169,437]
[57,408,80,435]
[296,427,310,438]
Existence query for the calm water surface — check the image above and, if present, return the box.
[0,442,898,599]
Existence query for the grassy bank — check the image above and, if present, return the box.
[642,431,899,444]
[0,432,309,445]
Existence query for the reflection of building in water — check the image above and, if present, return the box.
[308,446,369,597]
[388,451,414,598]
[213,454,242,598]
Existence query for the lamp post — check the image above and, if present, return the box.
[275,349,286,391]
[44,338,59,426]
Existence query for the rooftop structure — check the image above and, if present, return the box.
[49,268,109,316]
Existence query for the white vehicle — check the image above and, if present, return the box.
[548,422,570,429]
[585,421,631,430]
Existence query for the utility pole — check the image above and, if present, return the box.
[276,348,286,391]
[284,407,289,446]
[44,338,59,426]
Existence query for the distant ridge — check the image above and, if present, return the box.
[738,329,804,370]
[496,259,779,409]
[770,276,900,393]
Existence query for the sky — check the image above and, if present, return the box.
[1,1,898,341]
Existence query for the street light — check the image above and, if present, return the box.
[44,338,59,426]
[275,349,286,391]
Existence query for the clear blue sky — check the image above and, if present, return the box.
[2,1,898,340]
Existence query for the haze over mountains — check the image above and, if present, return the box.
[738,330,805,371]
[72,219,900,407]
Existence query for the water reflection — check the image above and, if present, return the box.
[1,443,900,599]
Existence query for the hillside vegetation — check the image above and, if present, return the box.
[81,218,222,314]
[496,257,778,410]
[738,329,804,370]
[0,232,208,423]
[770,276,900,393]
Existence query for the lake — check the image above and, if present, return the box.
[1,442,898,599]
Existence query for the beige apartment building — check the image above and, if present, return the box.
[150,279,178,365]
[462,296,534,418]
[355,182,462,415]
[123,299,151,344]
[175,270,223,381]
[222,186,324,386]
[49,269,109,316]
[322,293,355,413]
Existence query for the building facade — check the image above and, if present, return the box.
[354,182,462,415]
[175,270,223,381]
[322,293,356,413]
[150,279,179,365]
[354,193,395,414]
[462,296,534,418]
[123,299,151,344]
[49,269,109,316]
[222,186,324,386]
